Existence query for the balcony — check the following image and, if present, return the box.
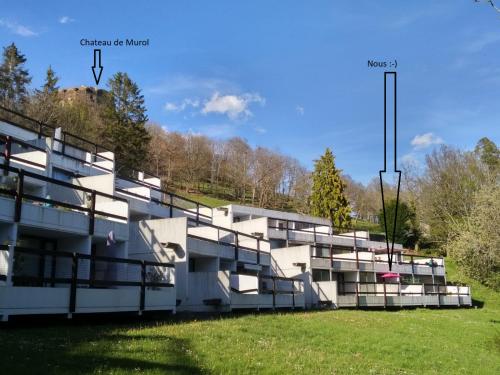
[231,275,304,309]
[51,135,114,176]
[0,247,175,318]
[337,282,471,308]
[311,246,445,277]
[0,164,128,236]
[1,135,48,175]
[187,219,271,266]
[115,175,213,223]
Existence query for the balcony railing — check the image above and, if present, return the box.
[268,217,387,244]
[1,134,48,171]
[259,275,304,309]
[187,218,271,265]
[0,246,174,313]
[311,245,445,276]
[338,281,471,307]
[116,174,213,222]
[0,105,114,173]
[0,164,128,233]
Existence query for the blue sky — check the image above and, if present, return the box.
[1,1,499,184]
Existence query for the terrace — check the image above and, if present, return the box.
[268,217,394,249]
[310,245,446,277]
[0,246,175,319]
[230,274,305,310]
[115,173,213,223]
[336,281,472,308]
[0,105,115,177]
[0,164,128,236]
[187,218,271,267]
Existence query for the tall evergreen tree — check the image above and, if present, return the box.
[29,66,60,123]
[310,148,352,228]
[103,72,150,172]
[40,66,59,94]
[0,43,31,110]
[475,137,499,174]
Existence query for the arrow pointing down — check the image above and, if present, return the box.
[92,49,103,85]
[379,71,401,271]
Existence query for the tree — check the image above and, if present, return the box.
[28,66,61,124]
[103,72,150,172]
[378,199,419,248]
[475,137,499,175]
[310,148,352,228]
[415,145,487,246]
[446,182,500,290]
[0,43,31,110]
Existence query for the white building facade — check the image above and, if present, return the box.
[0,107,471,321]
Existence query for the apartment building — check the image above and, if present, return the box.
[212,204,472,308]
[0,107,470,321]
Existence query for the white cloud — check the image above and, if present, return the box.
[464,31,500,53]
[164,98,200,112]
[254,126,267,134]
[410,132,444,150]
[402,152,419,165]
[202,92,265,120]
[0,19,37,37]
[296,105,305,115]
[59,16,75,24]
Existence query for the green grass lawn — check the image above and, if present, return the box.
[176,191,235,208]
[1,261,499,374]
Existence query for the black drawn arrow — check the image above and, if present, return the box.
[91,49,103,85]
[379,71,401,271]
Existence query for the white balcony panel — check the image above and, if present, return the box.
[20,203,89,235]
[358,296,385,307]
[231,293,273,309]
[0,286,70,315]
[337,295,357,307]
[144,289,177,311]
[0,286,175,317]
[187,236,235,259]
[274,293,305,308]
[414,265,433,275]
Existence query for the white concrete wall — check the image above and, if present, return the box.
[232,217,268,238]
[128,217,187,302]
[181,270,230,311]
[74,174,114,195]
[212,207,232,228]
[231,274,258,293]
[271,245,315,307]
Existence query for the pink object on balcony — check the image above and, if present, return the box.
[381,272,400,279]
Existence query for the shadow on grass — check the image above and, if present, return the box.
[0,326,205,375]
[472,298,485,308]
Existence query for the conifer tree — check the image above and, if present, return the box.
[0,43,31,110]
[103,72,150,173]
[310,148,352,228]
[29,66,60,123]
[40,66,59,94]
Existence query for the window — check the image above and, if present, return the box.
[312,269,330,282]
